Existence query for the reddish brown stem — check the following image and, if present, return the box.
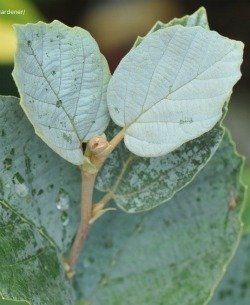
[66,128,126,272]
[67,170,96,269]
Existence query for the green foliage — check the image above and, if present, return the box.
[0,0,44,64]
[0,200,74,305]
[0,96,80,251]
[0,96,78,304]
[0,6,247,305]
[209,234,250,305]
[0,0,43,24]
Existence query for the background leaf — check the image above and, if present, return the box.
[0,96,80,252]
[95,123,224,212]
[0,200,74,305]
[107,25,243,157]
[0,96,79,304]
[209,234,250,305]
[13,21,111,165]
[74,132,245,305]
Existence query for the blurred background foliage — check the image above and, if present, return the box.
[0,0,249,303]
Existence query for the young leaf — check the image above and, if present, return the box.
[12,20,111,165]
[107,25,243,157]
[163,6,209,29]
[0,96,80,252]
[0,200,74,305]
[96,123,224,212]
[74,133,245,305]
[133,6,209,47]
[209,234,250,305]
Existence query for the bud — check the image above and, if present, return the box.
[88,134,109,155]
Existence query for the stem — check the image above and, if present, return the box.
[92,192,114,216]
[87,128,125,170]
[97,191,114,207]
[66,127,126,272]
[105,127,126,157]
[67,169,96,269]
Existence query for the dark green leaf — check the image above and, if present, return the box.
[0,96,80,251]
[0,96,80,304]
[0,200,74,305]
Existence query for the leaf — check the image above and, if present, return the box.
[96,123,224,212]
[164,6,209,29]
[74,132,245,305]
[133,6,209,48]
[208,234,250,305]
[0,200,74,305]
[12,20,111,165]
[0,96,80,252]
[0,96,80,304]
[107,25,243,157]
